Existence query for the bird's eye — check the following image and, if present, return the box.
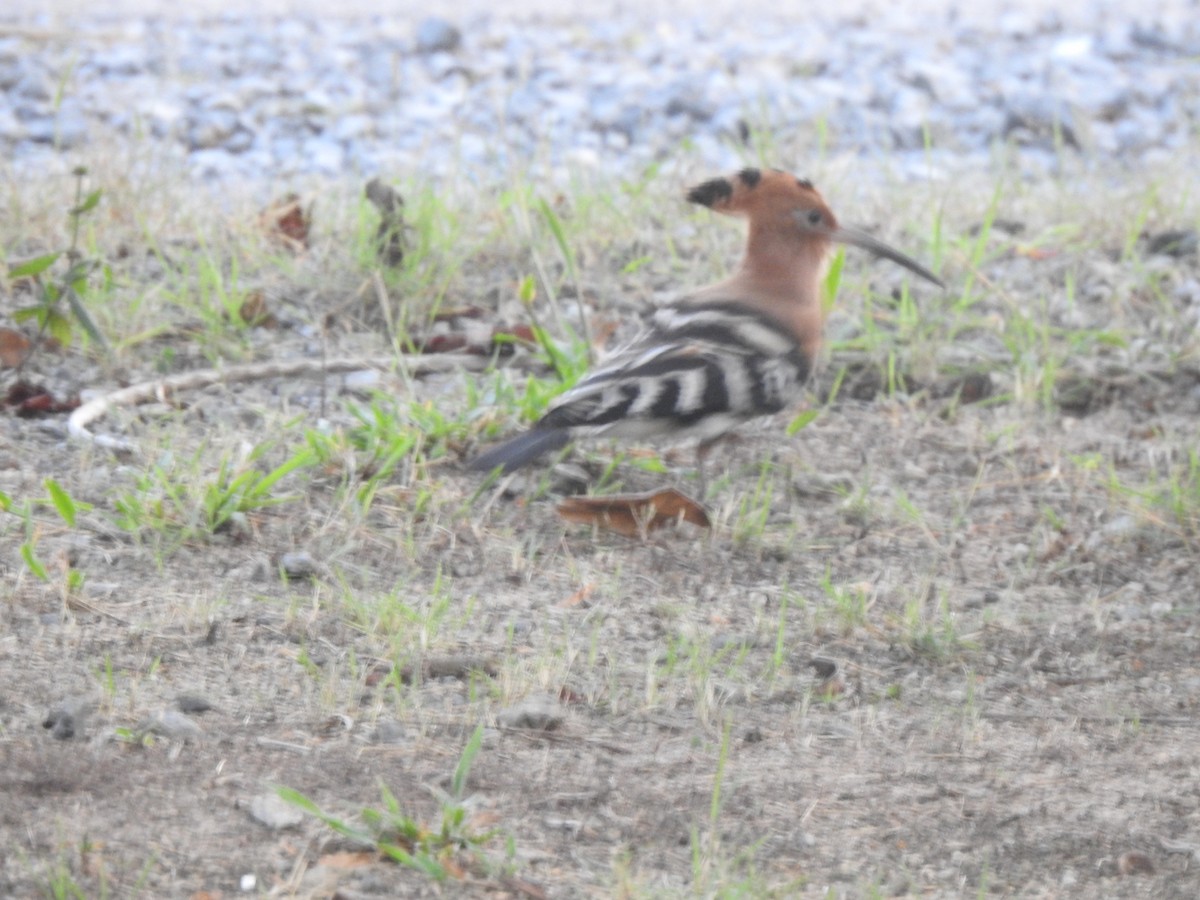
[807,209,823,226]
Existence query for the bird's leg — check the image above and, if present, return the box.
[694,432,746,502]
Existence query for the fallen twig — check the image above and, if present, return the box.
[66,353,487,454]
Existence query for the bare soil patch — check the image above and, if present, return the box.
[2,157,1200,898]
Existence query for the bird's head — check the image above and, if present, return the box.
[687,168,943,289]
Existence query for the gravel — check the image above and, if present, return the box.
[1,3,1197,186]
[0,1,1195,187]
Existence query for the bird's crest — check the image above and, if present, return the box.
[686,168,834,229]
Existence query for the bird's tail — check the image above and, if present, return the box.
[468,428,570,474]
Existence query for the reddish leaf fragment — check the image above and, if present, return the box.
[365,663,393,687]
[416,324,535,356]
[493,324,536,345]
[590,316,619,352]
[558,685,587,704]
[1117,851,1155,875]
[559,582,595,608]
[259,193,310,252]
[0,327,32,368]
[431,305,488,323]
[3,380,79,416]
[418,333,469,354]
[1015,244,1056,260]
[500,876,549,900]
[318,850,375,869]
[557,488,711,538]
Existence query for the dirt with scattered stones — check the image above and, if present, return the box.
[3,169,1200,899]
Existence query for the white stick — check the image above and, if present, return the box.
[66,353,488,454]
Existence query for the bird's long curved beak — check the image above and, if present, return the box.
[828,226,944,288]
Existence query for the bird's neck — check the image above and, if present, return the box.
[712,227,828,360]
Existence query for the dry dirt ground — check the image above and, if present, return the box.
[2,148,1200,897]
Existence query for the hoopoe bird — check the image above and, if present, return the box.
[470,167,942,475]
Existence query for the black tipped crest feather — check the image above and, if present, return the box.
[686,176,733,208]
[737,167,762,188]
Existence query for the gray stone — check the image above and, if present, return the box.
[415,18,462,55]
[23,102,89,148]
[248,792,304,830]
[496,693,563,731]
[0,108,25,141]
[43,696,97,740]
[280,550,319,580]
[137,708,203,741]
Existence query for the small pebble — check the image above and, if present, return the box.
[137,708,203,741]
[43,696,97,740]
[414,18,462,55]
[175,693,216,714]
[280,551,318,580]
[496,693,564,731]
[248,793,304,830]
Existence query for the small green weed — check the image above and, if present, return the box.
[279,724,508,882]
[1,478,90,589]
[6,166,107,362]
[113,435,316,546]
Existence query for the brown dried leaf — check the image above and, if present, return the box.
[318,850,375,869]
[4,379,79,416]
[499,876,549,900]
[559,582,595,608]
[589,316,619,353]
[365,178,405,267]
[259,193,310,252]
[416,323,535,356]
[557,488,711,538]
[418,333,469,354]
[493,323,536,346]
[1117,851,1155,875]
[0,327,32,368]
[431,305,488,322]
[1015,244,1057,260]
[237,291,276,328]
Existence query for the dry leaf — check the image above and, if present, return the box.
[4,379,79,416]
[365,178,405,267]
[589,316,619,353]
[557,488,711,537]
[432,305,487,322]
[237,291,276,328]
[1117,851,1155,875]
[0,327,32,368]
[500,876,549,900]
[417,324,535,356]
[318,850,375,869]
[439,856,466,879]
[259,193,310,252]
[1015,244,1056,260]
[559,582,595,608]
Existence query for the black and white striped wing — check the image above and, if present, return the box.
[539,301,811,443]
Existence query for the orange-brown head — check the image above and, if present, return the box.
[686,167,942,357]
[688,167,835,227]
[687,167,942,289]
